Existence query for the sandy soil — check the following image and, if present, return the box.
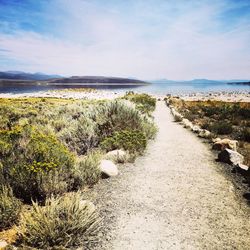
[0,89,249,102]
[0,89,123,100]
[90,101,250,250]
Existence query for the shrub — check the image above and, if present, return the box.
[0,185,22,230]
[100,130,147,154]
[95,100,157,140]
[58,116,98,155]
[0,126,75,202]
[238,107,250,119]
[73,150,102,189]
[18,192,100,249]
[241,127,250,142]
[201,105,220,117]
[123,92,156,114]
[96,100,143,137]
[209,121,233,135]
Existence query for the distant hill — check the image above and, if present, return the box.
[49,76,148,84]
[151,79,223,84]
[0,71,61,80]
[186,79,222,84]
[151,78,250,85]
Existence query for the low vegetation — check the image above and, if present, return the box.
[0,185,22,230]
[101,129,147,155]
[123,91,156,114]
[18,192,99,249]
[168,97,250,165]
[0,94,157,248]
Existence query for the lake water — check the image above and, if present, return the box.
[0,82,249,94]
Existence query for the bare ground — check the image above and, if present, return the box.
[90,101,250,250]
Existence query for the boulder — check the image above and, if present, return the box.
[182,119,193,129]
[236,163,249,172]
[198,129,211,139]
[212,137,221,143]
[105,149,127,163]
[173,111,183,122]
[191,125,202,133]
[99,160,118,177]
[218,149,244,165]
[213,138,238,151]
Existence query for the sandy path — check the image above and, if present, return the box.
[93,101,250,250]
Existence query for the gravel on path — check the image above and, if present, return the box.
[91,101,250,250]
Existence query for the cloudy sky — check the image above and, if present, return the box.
[0,0,250,80]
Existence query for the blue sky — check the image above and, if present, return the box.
[0,0,250,79]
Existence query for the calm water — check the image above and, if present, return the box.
[0,82,249,94]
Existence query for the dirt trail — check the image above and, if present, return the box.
[93,101,250,250]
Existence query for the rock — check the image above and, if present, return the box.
[173,112,183,122]
[0,241,8,250]
[236,163,249,171]
[106,149,127,163]
[218,149,244,165]
[79,200,96,211]
[106,149,126,157]
[182,118,193,129]
[170,108,183,122]
[212,137,221,143]
[198,129,211,139]
[99,160,118,177]
[191,125,202,133]
[213,138,238,151]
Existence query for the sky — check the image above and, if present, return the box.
[0,0,250,80]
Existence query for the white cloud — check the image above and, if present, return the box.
[0,0,249,79]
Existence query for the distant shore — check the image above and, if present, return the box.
[0,88,249,102]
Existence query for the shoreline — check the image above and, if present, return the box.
[0,89,249,102]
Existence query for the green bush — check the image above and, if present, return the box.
[201,105,220,117]
[0,126,75,202]
[0,98,157,204]
[0,185,22,230]
[58,116,98,155]
[101,130,147,154]
[209,121,233,135]
[73,150,102,189]
[95,100,157,140]
[123,92,156,114]
[18,192,100,249]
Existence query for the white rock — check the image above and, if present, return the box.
[236,164,249,171]
[218,149,244,165]
[173,111,183,122]
[99,160,118,177]
[212,137,221,143]
[192,125,202,133]
[106,149,127,163]
[106,149,126,158]
[198,129,211,139]
[182,119,193,129]
[213,138,238,151]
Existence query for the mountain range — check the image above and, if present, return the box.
[151,78,250,84]
[0,71,249,85]
[0,71,148,85]
[0,71,61,80]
